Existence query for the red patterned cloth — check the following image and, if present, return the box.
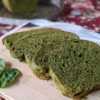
[57,0,100,33]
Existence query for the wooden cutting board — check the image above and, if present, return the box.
[0,27,100,100]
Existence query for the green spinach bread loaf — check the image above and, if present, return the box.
[3,28,58,50]
[34,40,100,98]
[8,28,79,61]
[2,0,37,13]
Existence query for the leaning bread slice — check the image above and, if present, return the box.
[24,31,79,64]
[34,40,100,99]
[10,29,79,61]
[3,28,58,50]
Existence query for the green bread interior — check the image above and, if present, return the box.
[25,31,79,64]
[28,32,78,79]
[9,29,79,61]
[3,28,79,80]
[34,40,100,98]
[2,0,37,13]
[3,28,57,50]
[14,31,78,79]
[8,29,78,79]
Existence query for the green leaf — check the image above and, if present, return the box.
[0,68,21,88]
[0,58,5,75]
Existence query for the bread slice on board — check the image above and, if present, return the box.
[34,40,100,99]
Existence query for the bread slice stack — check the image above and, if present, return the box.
[3,28,100,99]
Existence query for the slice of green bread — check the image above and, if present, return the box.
[34,40,100,98]
[9,29,79,62]
[3,28,59,50]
